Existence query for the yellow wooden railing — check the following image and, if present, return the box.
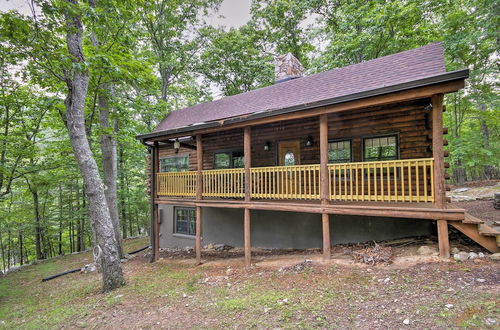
[328,158,434,202]
[202,168,244,198]
[156,158,434,203]
[250,164,320,200]
[157,171,196,197]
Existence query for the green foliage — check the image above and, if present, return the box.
[198,25,274,96]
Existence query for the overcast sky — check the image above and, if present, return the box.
[0,0,253,28]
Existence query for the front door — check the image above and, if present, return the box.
[278,140,301,166]
[278,140,301,196]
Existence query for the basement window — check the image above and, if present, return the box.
[174,207,196,236]
[328,140,352,163]
[214,151,244,169]
[160,156,189,172]
[363,135,398,161]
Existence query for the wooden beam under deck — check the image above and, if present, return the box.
[155,198,465,221]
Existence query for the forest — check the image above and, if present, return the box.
[0,0,498,278]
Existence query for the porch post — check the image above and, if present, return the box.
[195,134,203,265]
[244,127,252,267]
[432,94,449,258]
[151,142,160,262]
[319,114,331,261]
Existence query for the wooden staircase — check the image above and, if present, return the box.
[450,212,500,253]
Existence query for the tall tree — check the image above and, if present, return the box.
[140,0,221,105]
[62,0,124,291]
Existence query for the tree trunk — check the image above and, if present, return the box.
[30,186,44,260]
[0,229,6,272]
[63,0,124,292]
[69,183,74,253]
[18,232,23,266]
[98,85,123,258]
[58,184,63,255]
[7,230,11,269]
[453,159,467,185]
[118,144,128,239]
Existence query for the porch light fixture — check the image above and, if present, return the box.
[305,136,313,147]
[173,138,181,153]
[264,141,271,151]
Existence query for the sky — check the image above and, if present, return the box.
[0,0,253,29]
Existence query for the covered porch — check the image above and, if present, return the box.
[157,158,436,203]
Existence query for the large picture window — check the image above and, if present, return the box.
[328,140,352,163]
[363,135,398,161]
[214,151,244,169]
[160,156,189,172]
[174,207,196,236]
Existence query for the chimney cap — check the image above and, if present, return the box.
[274,53,304,84]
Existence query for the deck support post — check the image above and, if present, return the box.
[432,94,449,258]
[195,135,203,265]
[244,127,252,266]
[151,142,160,262]
[244,208,251,267]
[195,206,202,264]
[319,114,331,260]
[437,219,449,258]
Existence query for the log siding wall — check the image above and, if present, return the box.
[156,99,432,170]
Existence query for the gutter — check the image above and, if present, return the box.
[136,69,469,142]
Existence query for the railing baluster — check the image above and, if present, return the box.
[408,161,412,202]
[423,160,428,202]
[416,161,420,202]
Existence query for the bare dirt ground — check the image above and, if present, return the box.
[78,246,500,329]
[2,237,498,329]
[448,180,499,226]
[452,200,499,225]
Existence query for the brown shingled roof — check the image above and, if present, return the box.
[154,43,450,134]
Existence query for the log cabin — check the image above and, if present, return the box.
[137,43,497,265]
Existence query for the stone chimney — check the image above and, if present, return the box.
[274,53,304,83]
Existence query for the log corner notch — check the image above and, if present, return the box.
[432,94,450,258]
[319,114,331,261]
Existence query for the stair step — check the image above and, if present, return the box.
[450,222,499,253]
[478,224,500,237]
[462,213,484,224]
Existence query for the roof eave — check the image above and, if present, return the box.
[137,68,469,142]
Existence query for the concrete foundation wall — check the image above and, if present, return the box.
[158,205,434,249]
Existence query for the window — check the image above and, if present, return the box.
[328,140,352,163]
[214,151,244,169]
[174,207,196,236]
[160,156,189,172]
[363,135,398,161]
[284,151,296,166]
